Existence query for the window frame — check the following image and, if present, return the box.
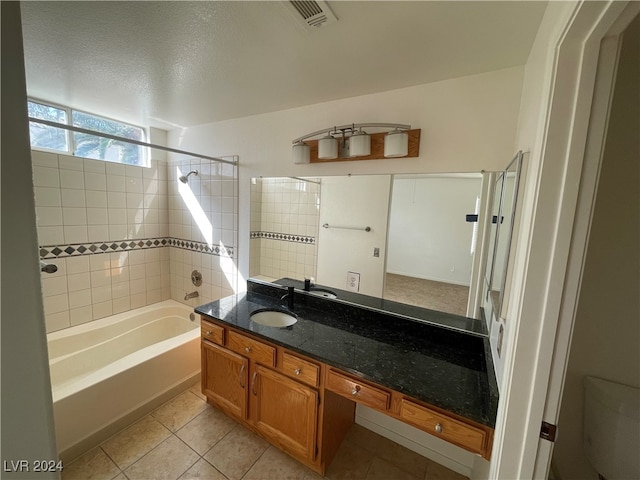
[28,98,149,167]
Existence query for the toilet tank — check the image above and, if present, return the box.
[583,376,640,479]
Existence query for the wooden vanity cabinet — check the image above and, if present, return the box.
[201,340,248,420]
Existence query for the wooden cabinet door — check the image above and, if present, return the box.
[251,364,318,461]
[201,341,248,420]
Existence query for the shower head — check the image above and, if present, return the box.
[179,170,199,184]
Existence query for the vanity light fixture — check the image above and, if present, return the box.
[292,123,419,163]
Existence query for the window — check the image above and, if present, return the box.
[28,99,148,166]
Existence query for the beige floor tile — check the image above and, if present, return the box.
[177,405,237,455]
[243,445,314,480]
[111,474,127,480]
[179,458,227,480]
[124,435,199,480]
[374,440,430,478]
[325,440,374,480]
[343,424,390,454]
[61,447,121,480]
[152,390,208,432]
[203,424,269,480]
[190,381,207,401]
[425,462,469,480]
[365,457,421,480]
[101,415,171,469]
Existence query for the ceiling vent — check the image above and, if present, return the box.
[283,1,338,32]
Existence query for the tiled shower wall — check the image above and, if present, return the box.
[34,150,238,333]
[168,158,238,309]
[249,177,319,281]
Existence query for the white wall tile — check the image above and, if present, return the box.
[91,286,112,304]
[90,269,111,287]
[43,293,69,315]
[61,189,86,207]
[147,289,162,305]
[68,289,91,309]
[90,254,111,272]
[87,225,109,243]
[35,187,62,207]
[85,172,106,191]
[33,166,60,188]
[58,155,84,171]
[87,208,108,225]
[86,190,108,208]
[70,306,93,326]
[105,162,125,176]
[36,207,63,226]
[67,272,90,292]
[130,292,146,309]
[129,264,146,280]
[42,276,68,297]
[112,296,130,314]
[84,159,105,173]
[64,225,88,244]
[112,282,131,299]
[125,165,143,179]
[63,207,87,225]
[128,250,145,266]
[125,177,143,193]
[107,174,126,192]
[31,150,58,168]
[108,208,127,225]
[130,278,146,295]
[108,225,128,240]
[66,256,89,274]
[37,226,65,245]
[46,311,70,332]
[59,169,84,189]
[92,300,112,320]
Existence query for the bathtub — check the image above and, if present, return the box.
[47,300,201,461]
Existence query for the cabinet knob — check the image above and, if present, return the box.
[351,385,361,396]
[435,423,443,434]
[294,368,301,376]
[206,330,213,336]
[245,346,251,353]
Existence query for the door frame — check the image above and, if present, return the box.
[491,1,639,478]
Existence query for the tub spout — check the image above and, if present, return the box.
[184,291,199,300]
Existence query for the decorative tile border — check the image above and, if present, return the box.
[40,237,234,260]
[250,231,315,244]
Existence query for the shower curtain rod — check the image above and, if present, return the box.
[28,117,237,166]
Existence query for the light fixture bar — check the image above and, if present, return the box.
[292,123,411,144]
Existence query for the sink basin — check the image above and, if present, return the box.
[308,288,337,299]
[250,309,297,328]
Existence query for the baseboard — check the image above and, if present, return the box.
[58,373,200,463]
[355,405,474,477]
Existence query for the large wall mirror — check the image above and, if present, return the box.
[483,151,524,326]
[249,173,490,320]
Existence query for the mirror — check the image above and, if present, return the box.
[249,173,486,319]
[483,151,524,323]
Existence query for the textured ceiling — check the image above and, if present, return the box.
[20,1,547,129]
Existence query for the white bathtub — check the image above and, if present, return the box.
[47,300,201,461]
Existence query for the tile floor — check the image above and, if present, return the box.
[61,383,468,480]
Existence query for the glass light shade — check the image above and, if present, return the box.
[384,130,409,157]
[349,131,370,157]
[318,135,338,159]
[292,141,310,164]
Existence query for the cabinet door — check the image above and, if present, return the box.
[251,365,318,461]
[202,341,248,420]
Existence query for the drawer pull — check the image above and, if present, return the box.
[239,364,246,388]
[435,423,443,434]
[351,385,361,396]
[245,346,252,353]
[294,368,301,376]
[206,330,213,336]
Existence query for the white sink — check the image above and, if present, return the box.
[250,309,297,328]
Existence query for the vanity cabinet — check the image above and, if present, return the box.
[200,315,493,474]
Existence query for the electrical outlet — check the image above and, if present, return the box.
[373,247,380,257]
[346,271,360,292]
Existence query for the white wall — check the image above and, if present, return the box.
[387,175,480,286]
[553,14,639,480]
[167,66,525,290]
[1,2,59,477]
[316,175,391,297]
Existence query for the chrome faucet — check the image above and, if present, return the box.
[184,291,199,300]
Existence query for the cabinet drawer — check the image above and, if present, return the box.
[326,370,390,411]
[400,399,487,454]
[281,352,320,387]
[227,330,276,367]
[201,319,224,345]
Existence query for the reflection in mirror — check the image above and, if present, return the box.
[250,173,485,318]
[484,151,524,323]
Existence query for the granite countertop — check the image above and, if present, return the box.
[195,281,499,428]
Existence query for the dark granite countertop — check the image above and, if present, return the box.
[195,281,499,428]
